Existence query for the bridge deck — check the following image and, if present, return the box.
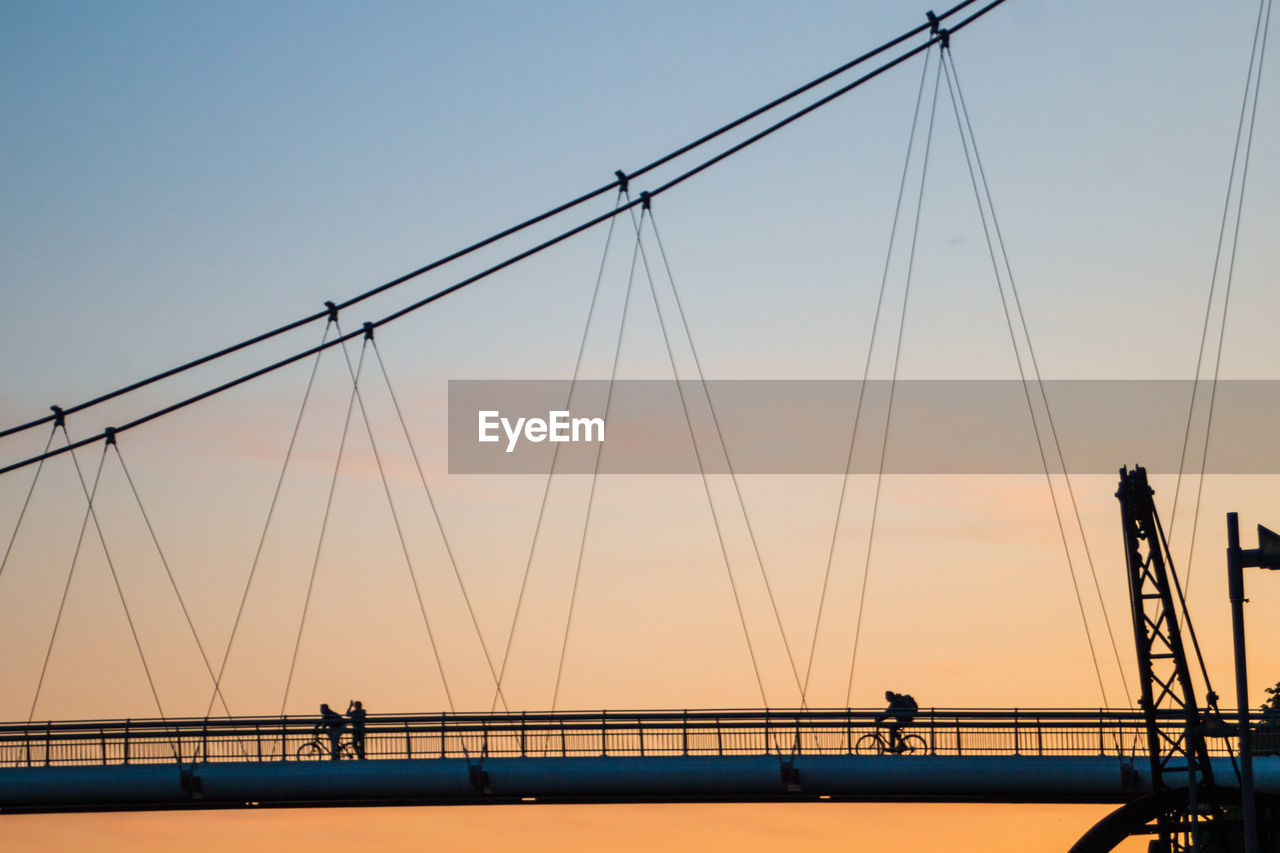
[2,709,1276,812]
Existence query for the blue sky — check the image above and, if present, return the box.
[1,0,1278,729]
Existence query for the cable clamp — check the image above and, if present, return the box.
[104,426,117,446]
[639,190,652,211]
[50,405,65,429]
[614,170,629,194]
[926,11,950,50]
[324,300,339,325]
[362,321,375,341]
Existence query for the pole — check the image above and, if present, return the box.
[1227,512,1259,853]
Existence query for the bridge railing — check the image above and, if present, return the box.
[0,708,1263,768]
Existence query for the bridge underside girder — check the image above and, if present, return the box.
[8,755,1278,814]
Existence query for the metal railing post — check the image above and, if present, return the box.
[682,709,688,756]
[123,720,130,765]
[1013,708,1020,756]
[601,710,607,756]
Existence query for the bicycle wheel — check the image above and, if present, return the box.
[296,741,325,760]
[338,742,357,760]
[899,734,928,755]
[854,733,884,755]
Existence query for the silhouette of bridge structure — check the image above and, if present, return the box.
[0,708,1276,812]
[2,3,1277,850]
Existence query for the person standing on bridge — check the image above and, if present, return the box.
[320,703,346,760]
[346,700,366,759]
[875,690,918,753]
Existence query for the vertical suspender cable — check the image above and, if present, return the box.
[0,426,56,585]
[1178,0,1271,594]
[634,203,771,707]
[549,208,646,711]
[336,329,457,712]
[60,432,177,747]
[639,206,801,707]
[941,49,1122,708]
[113,442,236,718]
[490,193,627,712]
[638,208,807,707]
[207,322,333,716]
[28,443,108,722]
[371,339,511,711]
[846,50,943,707]
[802,48,934,708]
[279,338,401,712]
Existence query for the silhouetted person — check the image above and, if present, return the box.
[875,690,918,753]
[346,700,366,759]
[320,703,346,760]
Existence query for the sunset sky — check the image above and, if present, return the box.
[1,1,1277,849]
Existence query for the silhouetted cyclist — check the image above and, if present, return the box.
[346,700,366,759]
[875,690,918,753]
[320,703,346,760]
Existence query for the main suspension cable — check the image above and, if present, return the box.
[1,2,1013,479]
[0,1,997,444]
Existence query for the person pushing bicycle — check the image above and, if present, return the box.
[875,690,918,753]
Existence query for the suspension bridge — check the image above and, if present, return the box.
[2,1,1278,850]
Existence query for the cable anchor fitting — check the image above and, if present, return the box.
[362,321,375,341]
[926,11,949,50]
[639,190,651,211]
[324,300,339,325]
[614,170,629,194]
[104,426,117,446]
[50,405,65,429]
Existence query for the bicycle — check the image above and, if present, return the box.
[854,725,927,755]
[296,726,356,760]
